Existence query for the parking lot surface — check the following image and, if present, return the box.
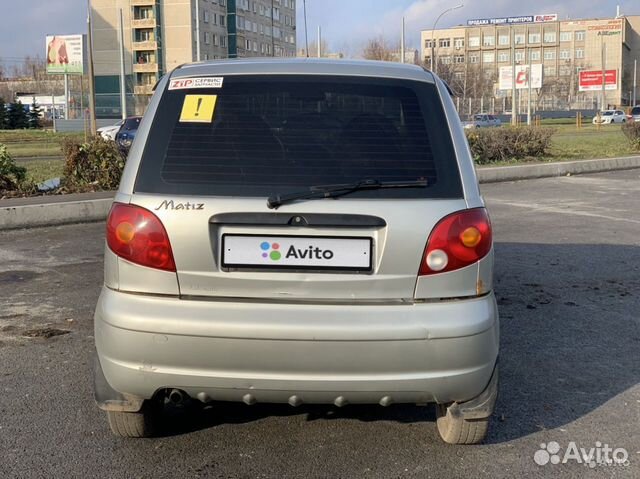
[1,170,639,478]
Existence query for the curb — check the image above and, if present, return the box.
[1,156,640,230]
[476,155,640,183]
[0,197,113,230]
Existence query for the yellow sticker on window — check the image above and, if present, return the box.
[179,94,217,123]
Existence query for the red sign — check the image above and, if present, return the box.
[579,70,618,92]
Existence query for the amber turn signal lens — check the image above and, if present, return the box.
[115,222,136,244]
[460,226,481,248]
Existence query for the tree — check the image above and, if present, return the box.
[362,36,394,61]
[7,101,28,129]
[0,98,8,130]
[28,98,42,129]
[303,39,330,58]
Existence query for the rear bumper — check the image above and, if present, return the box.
[94,287,499,407]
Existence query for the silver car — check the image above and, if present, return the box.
[94,59,499,444]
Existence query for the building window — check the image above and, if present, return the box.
[454,37,464,48]
[544,49,556,60]
[424,39,435,48]
[530,50,540,61]
[545,66,557,76]
[559,31,571,42]
[483,35,495,46]
[560,50,570,60]
[213,34,219,46]
[482,52,494,63]
[454,55,465,63]
[221,35,227,47]
[575,30,586,41]
[559,66,572,76]
[454,72,464,80]
[498,51,509,62]
[246,39,251,50]
[468,36,480,47]
[220,15,225,26]
[498,34,509,46]
[514,33,525,45]
[469,53,479,63]
[204,32,210,45]
[543,32,556,43]
[439,38,451,48]
[515,51,525,62]
[219,0,226,5]
[528,32,541,43]
[575,48,584,59]
[439,56,451,64]
[203,10,209,23]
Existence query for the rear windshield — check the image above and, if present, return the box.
[135,75,462,199]
[632,107,640,115]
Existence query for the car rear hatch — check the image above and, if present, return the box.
[127,73,469,302]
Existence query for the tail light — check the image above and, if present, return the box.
[419,208,492,276]
[106,203,176,272]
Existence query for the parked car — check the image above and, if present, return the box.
[97,119,124,141]
[94,59,499,444]
[463,114,501,129]
[114,116,142,149]
[630,105,640,122]
[592,110,627,125]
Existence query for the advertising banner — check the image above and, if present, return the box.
[499,64,543,90]
[578,70,618,91]
[46,35,84,74]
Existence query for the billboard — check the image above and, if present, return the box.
[46,35,84,74]
[467,14,557,26]
[578,70,618,91]
[499,64,543,90]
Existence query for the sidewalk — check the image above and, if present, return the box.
[2,155,640,230]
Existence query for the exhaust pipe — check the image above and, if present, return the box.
[168,388,186,405]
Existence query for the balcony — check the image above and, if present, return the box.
[132,18,156,28]
[132,40,157,51]
[131,0,155,6]
[134,84,154,95]
[133,62,159,73]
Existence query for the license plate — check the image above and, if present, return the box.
[222,235,372,272]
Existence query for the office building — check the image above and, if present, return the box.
[421,14,640,111]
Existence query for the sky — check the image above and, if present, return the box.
[0,0,638,66]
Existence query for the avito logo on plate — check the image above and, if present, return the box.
[260,242,282,261]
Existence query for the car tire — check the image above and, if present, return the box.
[107,401,161,438]
[622,119,626,123]
[435,403,489,445]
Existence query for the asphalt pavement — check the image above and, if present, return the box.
[0,170,639,478]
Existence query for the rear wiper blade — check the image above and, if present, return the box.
[266,178,428,210]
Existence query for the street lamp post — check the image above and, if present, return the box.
[430,4,463,74]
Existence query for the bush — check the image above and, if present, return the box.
[621,122,640,151]
[61,136,126,191]
[466,127,555,165]
[0,143,29,193]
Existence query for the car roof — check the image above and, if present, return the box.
[171,58,435,84]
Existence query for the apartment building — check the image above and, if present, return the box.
[421,14,640,110]
[91,0,297,116]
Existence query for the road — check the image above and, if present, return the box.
[1,170,639,478]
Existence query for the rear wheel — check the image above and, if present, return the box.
[107,401,162,438]
[435,404,490,444]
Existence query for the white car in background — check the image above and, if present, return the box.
[592,110,627,125]
[463,114,501,129]
[97,120,124,140]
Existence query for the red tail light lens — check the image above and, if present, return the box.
[106,203,176,272]
[419,208,492,275]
